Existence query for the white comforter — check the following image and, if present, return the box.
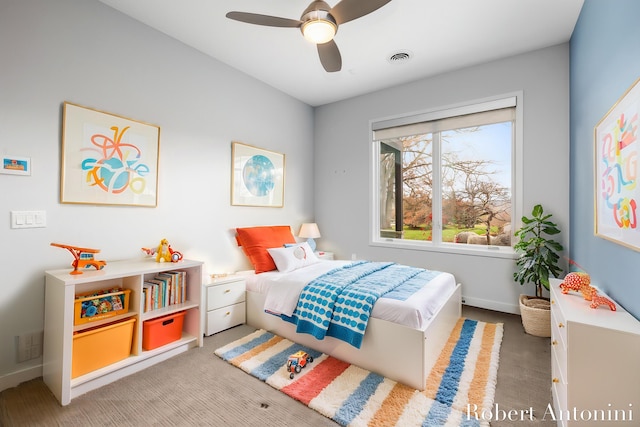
[245,260,457,330]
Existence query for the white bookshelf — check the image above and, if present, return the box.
[43,258,203,405]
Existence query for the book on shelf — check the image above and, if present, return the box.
[166,270,186,304]
[147,278,165,309]
[142,283,152,313]
[154,274,171,308]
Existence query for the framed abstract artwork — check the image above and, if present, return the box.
[61,102,160,207]
[231,141,285,207]
[594,77,640,250]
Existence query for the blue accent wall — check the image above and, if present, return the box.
[570,0,640,318]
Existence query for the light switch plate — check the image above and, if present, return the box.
[10,211,46,229]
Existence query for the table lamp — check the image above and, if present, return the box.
[298,223,321,252]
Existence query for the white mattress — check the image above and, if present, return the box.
[245,260,456,330]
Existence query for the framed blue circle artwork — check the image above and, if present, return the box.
[242,155,275,197]
[232,142,284,207]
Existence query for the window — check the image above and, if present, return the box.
[372,96,521,255]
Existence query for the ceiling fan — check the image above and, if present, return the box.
[225,0,392,73]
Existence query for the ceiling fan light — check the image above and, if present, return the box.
[302,19,336,44]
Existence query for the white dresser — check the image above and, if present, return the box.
[204,276,246,336]
[549,279,640,426]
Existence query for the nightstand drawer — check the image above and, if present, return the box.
[206,279,245,311]
[206,303,246,335]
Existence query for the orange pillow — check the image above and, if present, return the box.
[236,226,296,273]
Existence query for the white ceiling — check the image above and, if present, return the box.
[98,0,584,107]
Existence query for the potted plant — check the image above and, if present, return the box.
[513,204,564,337]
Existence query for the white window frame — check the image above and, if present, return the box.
[369,92,523,259]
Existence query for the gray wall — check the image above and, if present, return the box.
[0,0,314,387]
[570,0,640,318]
[313,45,571,315]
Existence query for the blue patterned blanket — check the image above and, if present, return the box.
[286,261,439,348]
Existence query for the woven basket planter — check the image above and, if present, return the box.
[519,294,551,337]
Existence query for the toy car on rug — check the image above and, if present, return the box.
[286,350,314,379]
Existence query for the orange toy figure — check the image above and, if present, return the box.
[141,247,156,256]
[168,245,183,262]
[559,272,595,300]
[51,243,107,275]
[589,293,617,311]
[581,286,617,311]
[560,272,617,311]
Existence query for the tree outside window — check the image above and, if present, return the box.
[374,100,515,250]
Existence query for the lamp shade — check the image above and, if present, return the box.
[298,223,321,239]
[299,223,321,252]
[301,19,336,44]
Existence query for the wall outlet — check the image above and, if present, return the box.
[16,331,43,362]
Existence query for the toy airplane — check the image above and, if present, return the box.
[51,243,106,275]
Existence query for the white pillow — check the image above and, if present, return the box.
[267,242,319,273]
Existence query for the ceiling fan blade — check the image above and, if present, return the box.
[317,40,342,72]
[226,11,302,28]
[329,0,392,25]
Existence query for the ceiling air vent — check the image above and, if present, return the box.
[388,51,412,64]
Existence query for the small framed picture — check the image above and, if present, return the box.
[1,155,31,176]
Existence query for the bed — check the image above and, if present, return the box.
[236,225,462,391]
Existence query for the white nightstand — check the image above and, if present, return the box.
[315,251,334,260]
[203,275,246,336]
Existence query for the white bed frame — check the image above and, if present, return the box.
[246,282,462,391]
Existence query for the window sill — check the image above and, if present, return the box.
[370,239,518,260]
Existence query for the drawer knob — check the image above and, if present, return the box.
[558,322,564,328]
[552,340,557,345]
[225,311,231,316]
[224,289,231,293]
[552,378,559,383]
[551,299,555,304]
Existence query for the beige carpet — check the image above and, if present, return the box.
[0,306,554,426]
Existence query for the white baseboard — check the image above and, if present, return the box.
[0,364,42,393]
[462,295,520,315]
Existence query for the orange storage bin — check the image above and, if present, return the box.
[142,311,185,351]
[74,288,131,325]
[72,317,135,378]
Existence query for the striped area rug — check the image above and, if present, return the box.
[215,318,503,427]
